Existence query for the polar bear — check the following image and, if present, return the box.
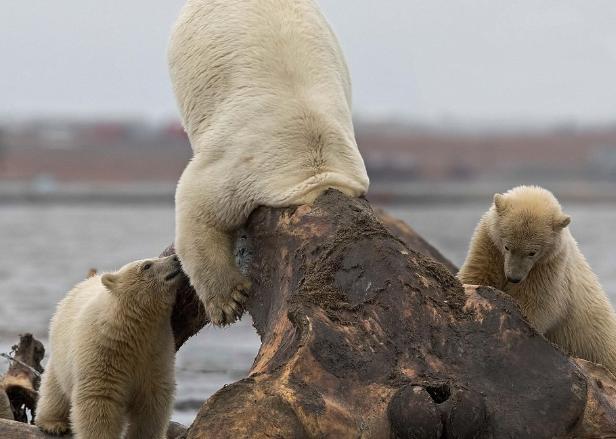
[459,185,616,374]
[168,0,369,326]
[0,389,12,421]
[35,256,180,438]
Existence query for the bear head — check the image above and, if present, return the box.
[101,255,184,315]
[489,185,571,284]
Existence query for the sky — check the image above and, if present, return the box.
[1,1,615,126]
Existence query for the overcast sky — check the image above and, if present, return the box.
[1,1,615,125]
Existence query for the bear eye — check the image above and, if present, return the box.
[143,262,152,271]
[504,245,510,251]
[528,252,536,257]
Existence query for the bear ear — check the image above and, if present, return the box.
[554,214,571,231]
[101,273,119,292]
[493,193,508,215]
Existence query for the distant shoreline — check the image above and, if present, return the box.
[3,180,616,205]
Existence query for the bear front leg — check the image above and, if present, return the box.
[176,214,251,326]
[35,367,71,435]
[125,386,174,439]
[71,385,126,439]
[175,163,252,326]
[524,301,566,335]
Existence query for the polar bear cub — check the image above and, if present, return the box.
[0,389,12,421]
[459,185,616,374]
[168,0,369,325]
[35,256,180,439]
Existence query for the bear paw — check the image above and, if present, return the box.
[207,280,251,326]
[37,419,71,436]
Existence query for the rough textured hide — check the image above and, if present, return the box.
[459,185,616,375]
[373,207,457,275]
[179,190,616,437]
[162,204,458,350]
[169,0,369,325]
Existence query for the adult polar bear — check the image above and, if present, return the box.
[168,0,369,325]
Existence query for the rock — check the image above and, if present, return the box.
[172,190,616,437]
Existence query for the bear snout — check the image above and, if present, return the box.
[506,276,522,284]
[162,254,180,266]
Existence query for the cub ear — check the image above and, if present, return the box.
[101,273,119,292]
[554,214,571,231]
[493,193,508,215]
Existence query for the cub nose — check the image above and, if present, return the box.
[507,276,522,284]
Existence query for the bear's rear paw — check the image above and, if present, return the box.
[207,280,251,326]
[36,419,71,436]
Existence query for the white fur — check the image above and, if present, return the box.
[35,256,179,438]
[459,186,616,374]
[0,389,12,421]
[168,0,369,325]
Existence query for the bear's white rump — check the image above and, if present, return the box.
[169,0,369,325]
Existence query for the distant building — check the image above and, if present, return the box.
[1,119,616,184]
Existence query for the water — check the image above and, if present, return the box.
[2,201,615,424]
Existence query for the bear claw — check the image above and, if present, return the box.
[207,281,251,326]
[37,420,71,436]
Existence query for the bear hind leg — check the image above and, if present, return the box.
[35,369,71,435]
[70,386,125,439]
[125,388,173,439]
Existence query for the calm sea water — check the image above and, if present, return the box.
[1,201,615,424]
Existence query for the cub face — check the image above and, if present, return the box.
[101,255,184,310]
[492,191,571,284]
